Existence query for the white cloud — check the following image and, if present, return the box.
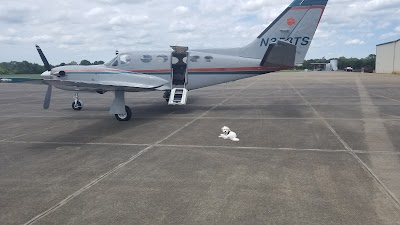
[0,0,400,63]
[85,7,104,17]
[173,6,189,14]
[31,35,53,43]
[380,32,399,40]
[345,39,365,45]
[108,15,150,26]
[169,21,196,33]
[240,0,269,11]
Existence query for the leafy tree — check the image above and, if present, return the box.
[298,54,376,71]
[69,61,78,65]
[80,60,91,65]
[92,61,105,65]
[0,66,8,74]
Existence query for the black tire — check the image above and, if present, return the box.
[115,106,132,121]
[72,101,83,110]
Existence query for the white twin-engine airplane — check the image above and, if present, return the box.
[1,0,328,121]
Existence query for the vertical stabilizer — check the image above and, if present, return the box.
[240,0,328,64]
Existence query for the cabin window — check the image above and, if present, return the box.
[205,56,213,62]
[156,55,168,63]
[119,54,132,65]
[140,55,153,63]
[190,56,200,62]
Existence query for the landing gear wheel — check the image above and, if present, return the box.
[163,91,170,103]
[115,106,132,121]
[72,100,83,110]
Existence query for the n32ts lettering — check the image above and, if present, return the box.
[260,37,310,46]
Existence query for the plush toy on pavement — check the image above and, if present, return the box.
[218,126,239,141]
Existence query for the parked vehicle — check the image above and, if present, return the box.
[344,67,353,72]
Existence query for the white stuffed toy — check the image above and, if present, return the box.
[218,126,239,141]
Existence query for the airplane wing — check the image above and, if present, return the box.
[0,77,45,84]
[1,73,169,92]
[46,79,168,92]
[260,40,296,68]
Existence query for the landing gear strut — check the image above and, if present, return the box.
[72,92,83,110]
[109,91,133,121]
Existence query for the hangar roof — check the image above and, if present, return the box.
[377,39,400,47]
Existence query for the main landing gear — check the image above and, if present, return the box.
[109,91,133,122]
[70,91,133,121]
[71,92,83,110]
[114,105,132,121]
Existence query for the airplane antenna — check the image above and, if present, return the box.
[115,50,119,55]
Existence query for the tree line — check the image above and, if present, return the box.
[0,60,105,75]
[0,54,377,75]
[298,54,376,71]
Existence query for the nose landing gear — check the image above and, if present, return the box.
[72,92,83,110]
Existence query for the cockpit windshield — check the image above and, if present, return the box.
[105,54,132,67]
[105,56,118,66]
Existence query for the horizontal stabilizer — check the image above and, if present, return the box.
[260,40,296,68]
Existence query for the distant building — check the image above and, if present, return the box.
[310,60,338,71]
[376,39,400,74]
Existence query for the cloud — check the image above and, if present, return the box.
[31,35,53,43]
[240,0,269,11]
[0,5,36,24]
[173,6,189,14]
[380,32,399,40]
[345,39,365,45]
[0,0,399,63]
[85,7,104,17]
[95,0,149,4]
[169,21,196,33]
[108,15,150,26]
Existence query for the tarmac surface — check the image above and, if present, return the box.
[1,71,400,225]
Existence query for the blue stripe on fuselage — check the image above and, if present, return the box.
[66,71,274,76]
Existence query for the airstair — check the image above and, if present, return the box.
[168,46,189,105]
[168,87,188,105]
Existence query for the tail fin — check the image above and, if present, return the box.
[240,0,328,64]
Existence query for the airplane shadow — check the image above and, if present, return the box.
[28,99,215,151]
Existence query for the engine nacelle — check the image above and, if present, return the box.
[54,70,66,77]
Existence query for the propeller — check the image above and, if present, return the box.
[36,45,53,109]
[43,85,52,109]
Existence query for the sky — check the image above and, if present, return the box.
[0,0,399,64]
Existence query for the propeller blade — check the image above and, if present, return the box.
[43,85,52,109]
[36,45,51,71]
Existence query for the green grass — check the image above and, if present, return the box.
[0,74,41,78]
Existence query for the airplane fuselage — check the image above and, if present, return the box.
[50,50,286,92]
